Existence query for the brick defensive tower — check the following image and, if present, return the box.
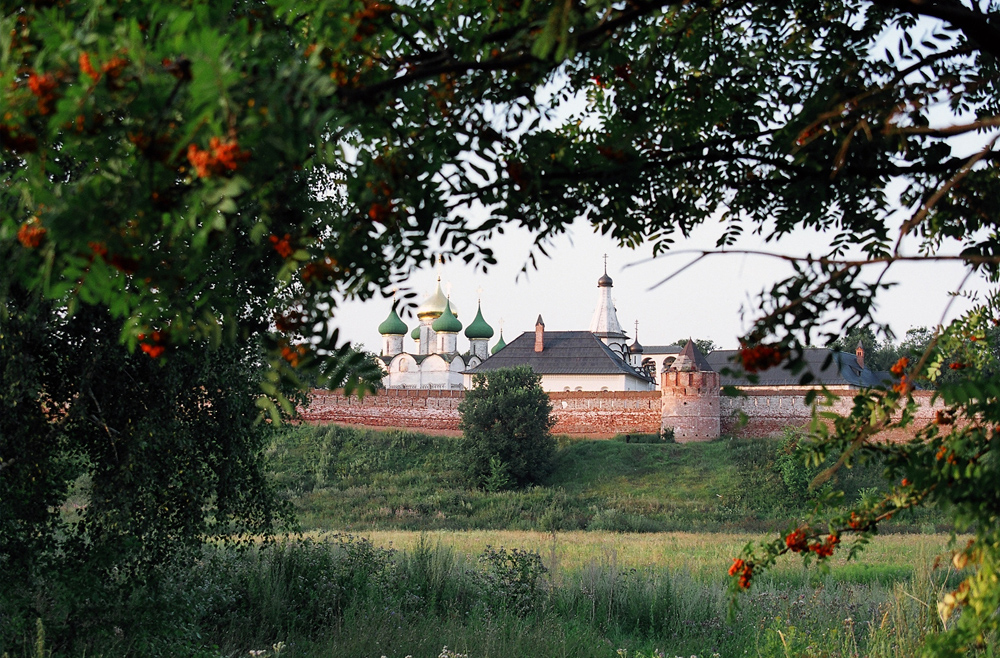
[660,340,720,442]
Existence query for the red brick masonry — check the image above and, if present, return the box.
[303,389,661,436]
[302,388,942,440]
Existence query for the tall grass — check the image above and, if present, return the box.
[3,532,965,657]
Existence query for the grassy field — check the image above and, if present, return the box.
[6,425,967,657]
[344,529,946,583]
[14,530,955,658]
[270,424,946,534]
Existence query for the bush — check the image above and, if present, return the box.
[458,366,556,489]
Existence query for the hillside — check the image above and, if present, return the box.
[268,424,946,533]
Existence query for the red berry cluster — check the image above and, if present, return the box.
[269,234,294,259]
[187,137,250,178]
[137,331,167,359]
[79,52,100,82]
[847,512,866,530]
[728,558,753,589]
[785,528,808,553]
[27,72,58,115]
[811,534,839,558]
[739,344,784,373]
[785,527,839,558]
[17,218,46,248]
[280,342,308,368]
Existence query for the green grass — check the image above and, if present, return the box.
[6,532,964,658]
[5,422,965,657]
[270,425,946,533]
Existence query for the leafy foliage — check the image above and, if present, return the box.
[4,1,1000,654]
[0,285,294,653]
[459,366,556,489]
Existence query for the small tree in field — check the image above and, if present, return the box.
[459,366,556,490]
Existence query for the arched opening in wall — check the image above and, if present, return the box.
[574,387,583,392]
[563,387,571,392]
[601,387,610,392]
[641,357,656,379]
[663,356,676,370]
[399,360,409,372]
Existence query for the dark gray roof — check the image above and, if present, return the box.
[642,345,683,354]
[465,330,655,382]
[705,348,895,388]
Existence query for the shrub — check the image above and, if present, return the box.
[458,366,556,489]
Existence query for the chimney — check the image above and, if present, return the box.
[534,315,545,353]
[856,342,865,369]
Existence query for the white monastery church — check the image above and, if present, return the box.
[377,263,657,392]
[376,261,896,393]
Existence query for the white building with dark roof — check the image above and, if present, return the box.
[462,265,656,392]
[462,320,656,392]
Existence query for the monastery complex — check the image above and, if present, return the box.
[307,264,920,442]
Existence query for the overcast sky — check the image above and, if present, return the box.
[334,31,996,355]
[334,214,991,353]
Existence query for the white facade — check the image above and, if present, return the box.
[463,372,652,392]
[379,279,495,389]
[385,353,469,389]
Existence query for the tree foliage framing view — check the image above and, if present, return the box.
[2,0,999,654]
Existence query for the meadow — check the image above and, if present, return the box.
[14,530,958,658]
[4,425,969,657]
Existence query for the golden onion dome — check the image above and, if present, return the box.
[415,278,458,320]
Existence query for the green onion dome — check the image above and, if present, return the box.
[411,325,421,340]
[491,331,506,354]
[464,303,494,339]
[431,299,462,333]
[378,308,408,336]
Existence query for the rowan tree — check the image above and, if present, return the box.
[3,1,1000,654]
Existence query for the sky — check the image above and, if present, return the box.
[334,19,996,355]
[335,215,992,354]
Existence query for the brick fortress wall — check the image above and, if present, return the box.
[303,388,942,440]
[305,389,464,432]
[722,389,943,441]
[303,389,661,436]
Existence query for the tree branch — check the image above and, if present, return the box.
[894,134,1000,254]
[887,116,1000,137]
[871,0,1000,59]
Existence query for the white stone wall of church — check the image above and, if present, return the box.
[540,374,628,392]
[381,334,403,357]
[470,338,489,360]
